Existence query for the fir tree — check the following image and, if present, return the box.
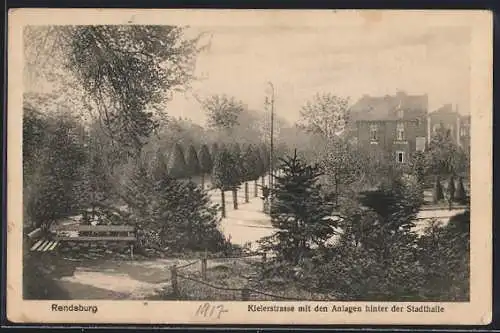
[198,144,213,190]
[125,160,225,252]
[260,150,336,264]
[185,145,201,179]
[210,142,219,159]
[455,177,467,205]
[241,145,257,203]
[448,175,456,201]
[433,176,444,204]
[167,143,187,179]
[230,143,243,209]
[253,149,265,197]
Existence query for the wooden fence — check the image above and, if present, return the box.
[167,253,332,301]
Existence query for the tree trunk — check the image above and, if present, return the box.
[254,180,258,197]
[200,173,205,190]
[232,188,238,210]
[244,182,249,203]
[221,189,226,218]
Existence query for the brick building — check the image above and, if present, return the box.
[427,103,470,152]
[349,91,428,164]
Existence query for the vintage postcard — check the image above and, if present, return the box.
[7,9,492,325]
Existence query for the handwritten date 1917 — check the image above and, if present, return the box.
[195,303,229,320]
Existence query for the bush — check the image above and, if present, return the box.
[125,163,228,253]
[23,108,87,228]
[417,212,470,301]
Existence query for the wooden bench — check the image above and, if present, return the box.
[49,224,137,259]
[25,227,61,253]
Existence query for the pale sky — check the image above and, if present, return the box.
[168,23,471,125]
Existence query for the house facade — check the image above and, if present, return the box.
[427,103,470,152]
[349,91,428,164]
[348,92,471,164]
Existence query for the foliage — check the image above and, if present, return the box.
[300,179,467,301]
[455,177,468,204]
[448,175,456,202]
[259,144,270,174]
[297,93,350,139]
[425,124,469,177]
[23,108,87,228]
[417,210,470,301]
[319,139,364,207]
[185,145,201,177]
[253,148,265,180]
[25,25,206,153]
[167,143,187,179]
[409,151,427,184]
[211,148,242,191]
[259,151,337,264]
[357,177,422,249]
[310,237,424,300]
[433,177,444,203]
[199,144,213,174]
[202,94,245,131]
[124,162,226,252]
[241,145,258,181]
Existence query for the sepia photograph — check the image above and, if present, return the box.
[7,9,492,325]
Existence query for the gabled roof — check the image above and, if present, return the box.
[349,91,428,122]
[430,103,455,115]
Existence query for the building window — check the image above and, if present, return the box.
[460,126,469,137]
[370,124,378,141]
[396,151,405,163]
[397,109,404,119]
[416,137,426,152]
[396,122,405,141]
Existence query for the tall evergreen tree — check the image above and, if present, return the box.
[448,175,456,208]
[241,145,257,203]
[199,144,213,190]
[260,150,336,264]
[433,176,444,204]
[253,149,265,197]
[210,142,219,159]
[230,143,243,209]
[167,143,187,179]
[455,177,467,205]
[125,161,224,252]
[185,145,201,179]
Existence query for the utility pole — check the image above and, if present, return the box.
[266,81,275,215]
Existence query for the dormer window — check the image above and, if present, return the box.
[396,122,405,141]
[370,124,378,141]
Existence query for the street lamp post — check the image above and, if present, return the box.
[267,81,275,214]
